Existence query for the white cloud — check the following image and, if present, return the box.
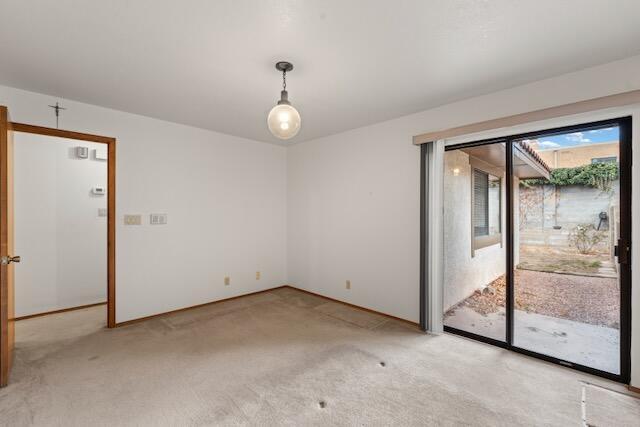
[537,140,560,148]
[566,132,591,143]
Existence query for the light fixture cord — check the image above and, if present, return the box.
[282,70,287,91]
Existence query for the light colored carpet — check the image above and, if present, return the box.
[0,286,637,426]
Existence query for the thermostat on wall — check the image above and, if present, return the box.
[92,186,106,195]
[75,146,89,159]
[93,148,108,160]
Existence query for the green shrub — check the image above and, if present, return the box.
[521,162,618,191]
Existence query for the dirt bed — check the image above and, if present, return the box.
[518,244,609,275]
[446,270,619,329]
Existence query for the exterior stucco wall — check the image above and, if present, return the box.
[443,150,506,310]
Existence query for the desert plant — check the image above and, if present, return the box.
[568,224,606,254]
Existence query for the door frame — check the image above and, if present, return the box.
[5,119,117,329]
[0,105,13,387]
[422,116,632,383]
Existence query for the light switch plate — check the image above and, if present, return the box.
[150,213,167,225]
[256,271,261,280]
[98,208,107,217]
[124,214,142,225]
[224,276,230,286]
[346,280,351,290]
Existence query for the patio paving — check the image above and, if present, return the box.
[444,268,621,374]
[445,306,619,374]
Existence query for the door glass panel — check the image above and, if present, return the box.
[443,143,506,342]
[513,126,621,374]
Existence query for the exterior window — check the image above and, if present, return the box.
[472,169,501,253]
[591,156,617,164]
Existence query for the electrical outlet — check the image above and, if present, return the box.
[124,214,142,225]
[256,271,261,280]
[346,280,351,290]
[224,276,230,286]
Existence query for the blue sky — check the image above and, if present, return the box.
[527,126,619,150]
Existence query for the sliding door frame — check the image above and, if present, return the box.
[423,116,632,383]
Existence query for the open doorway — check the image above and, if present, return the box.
[441,117,631,382]
[13,133,108,321]
[1,112,116,387]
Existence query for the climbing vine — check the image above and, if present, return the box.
[520,162,618,191]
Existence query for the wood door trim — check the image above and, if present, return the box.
[8,122,115,144]
[13,302,107,321]
[0,106,11,386]
[8,121,117,328]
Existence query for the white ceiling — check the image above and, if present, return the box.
[1,1,639,144]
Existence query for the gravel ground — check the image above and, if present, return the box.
[445,270,619,329]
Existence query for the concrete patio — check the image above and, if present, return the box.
[444,268,620,374]
[445,306,620,374]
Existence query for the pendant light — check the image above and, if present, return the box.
[267,61,301,140]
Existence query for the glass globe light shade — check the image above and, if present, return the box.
[267,103,301,140]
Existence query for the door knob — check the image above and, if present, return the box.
[0,255,20,265]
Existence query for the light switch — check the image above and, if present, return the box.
[150,213,167,225]
[124,214,142,225]
[98,208,107,217]
[224,276,230,286]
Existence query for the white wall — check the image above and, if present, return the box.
[1,85,287,323]
[3,54,640,386]
[286,55,640,386]
[14,135,107,316]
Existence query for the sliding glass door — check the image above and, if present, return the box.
[443,142,507,343]
[441,117,631,382]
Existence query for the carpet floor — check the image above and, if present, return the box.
[0,286,638,426]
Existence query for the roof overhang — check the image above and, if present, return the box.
[460,142,551,180]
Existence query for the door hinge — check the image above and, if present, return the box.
[0,255,20,265]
